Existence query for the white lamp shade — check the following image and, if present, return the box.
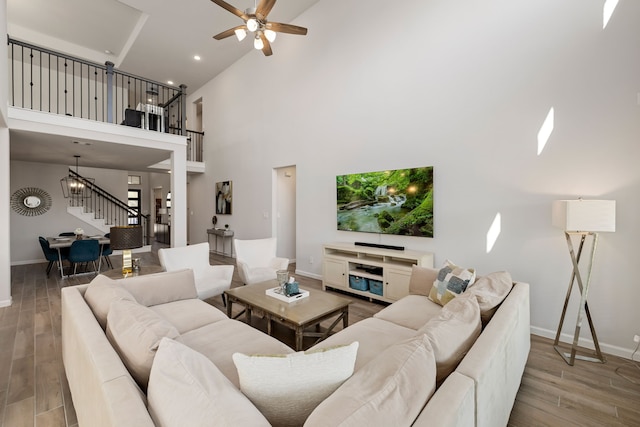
[552,199,616,232]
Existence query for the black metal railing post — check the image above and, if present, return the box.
[179,84,187,136]
[105,61,115,124]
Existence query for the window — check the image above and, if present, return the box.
[128,189,141,225]
[128,175,141,185]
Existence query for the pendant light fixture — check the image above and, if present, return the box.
[60,155,95,198]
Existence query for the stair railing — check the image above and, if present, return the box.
[67,170,150,244]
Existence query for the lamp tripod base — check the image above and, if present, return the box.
[553,231,606,366]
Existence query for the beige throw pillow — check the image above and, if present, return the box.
[148,338,270,427]
[428,260,476,306]
[84,274,136,329]
[466,271,513,324]
[305,334,437,427]
[106,299,180,390]
[418,292,482,383]
[232,342,359,427]
[408,265,439,296]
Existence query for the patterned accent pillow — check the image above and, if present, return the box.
[428,260,476,306]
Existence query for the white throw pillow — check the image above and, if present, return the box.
[148,338,270,427]
[232,341,359,427]
[305,334,437,427]
[419,292,482,383]
[106,299,180,390]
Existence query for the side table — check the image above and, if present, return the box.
[207,228,234,257]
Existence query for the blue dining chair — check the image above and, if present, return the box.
[68,239,100,276]
[39,236,68,276]
[101,233,113,269]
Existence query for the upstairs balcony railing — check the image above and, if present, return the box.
[7,37,203,162]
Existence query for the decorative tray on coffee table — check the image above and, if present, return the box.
[266,287,310,303]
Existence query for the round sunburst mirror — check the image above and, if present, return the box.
[11,187,52,216]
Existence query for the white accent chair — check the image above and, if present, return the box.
[158,242,234,303]
[233,237,289,285]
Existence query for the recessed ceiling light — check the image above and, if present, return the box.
[105,50,112,55]
[167,80,174,85]
[194,55,201,61]
[72,140,91,146]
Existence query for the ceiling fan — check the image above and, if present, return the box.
[211,0,308,56]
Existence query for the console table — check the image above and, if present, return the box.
[207,228,234,257]
[322,242,434,303]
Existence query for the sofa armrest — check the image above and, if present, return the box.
[412,372,475,427]
[62,286,155,427]
[454,282,530,427]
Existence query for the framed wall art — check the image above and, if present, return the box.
[215,180,232,214]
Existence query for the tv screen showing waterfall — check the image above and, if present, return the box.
[336,166,434,237]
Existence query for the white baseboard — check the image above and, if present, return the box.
[0,297,12,307]
[531,326,640,362]
[294,269,322,281]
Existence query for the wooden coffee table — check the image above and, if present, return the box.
[224,280,351,351]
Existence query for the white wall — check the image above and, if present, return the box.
[0,0,12,306]
[187,0,640,358]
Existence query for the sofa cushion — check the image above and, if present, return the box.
[150,299,228,334]
[308,317,417,372]
[106,299,180,390]
[373,295,442,330]
[120,268,198,307]
[84,274,137,329]
[304,334,437,427]
[233,342,359,427]
[147,338,270,427]
[409,265,439,296]
[177,319,294,387]
[429,260,476,306]
[418,292,482,383]
[465,271,514,325]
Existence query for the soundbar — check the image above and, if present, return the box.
[354,242,405,251]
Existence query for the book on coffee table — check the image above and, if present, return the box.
[266,287,310,303]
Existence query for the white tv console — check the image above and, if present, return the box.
[322,242,434,303]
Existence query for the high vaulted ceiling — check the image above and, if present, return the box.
[6,0,319,172]
[7,0,319,93]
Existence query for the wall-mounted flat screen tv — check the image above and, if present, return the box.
[337,166,434,237]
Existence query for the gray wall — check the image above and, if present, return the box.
[187,0,640,359]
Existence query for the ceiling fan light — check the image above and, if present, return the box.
[246,18,258,32]
[234,28,247,41]
[265,29,277,43]
[254,35,264,50]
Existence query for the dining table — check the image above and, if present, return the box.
[47,235,110,278]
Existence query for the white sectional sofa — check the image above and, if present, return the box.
[61,265,530,427]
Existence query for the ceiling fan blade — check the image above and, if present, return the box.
[256,0,277,20]
[210,0,249,20]
[260,33,273,56]
[213,25,247,40]
[265,22,308,36]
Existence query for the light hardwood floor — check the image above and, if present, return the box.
[1,247,639,427]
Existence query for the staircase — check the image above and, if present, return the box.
[64,169,150,244]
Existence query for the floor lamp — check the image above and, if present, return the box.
[552,199,616,365]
